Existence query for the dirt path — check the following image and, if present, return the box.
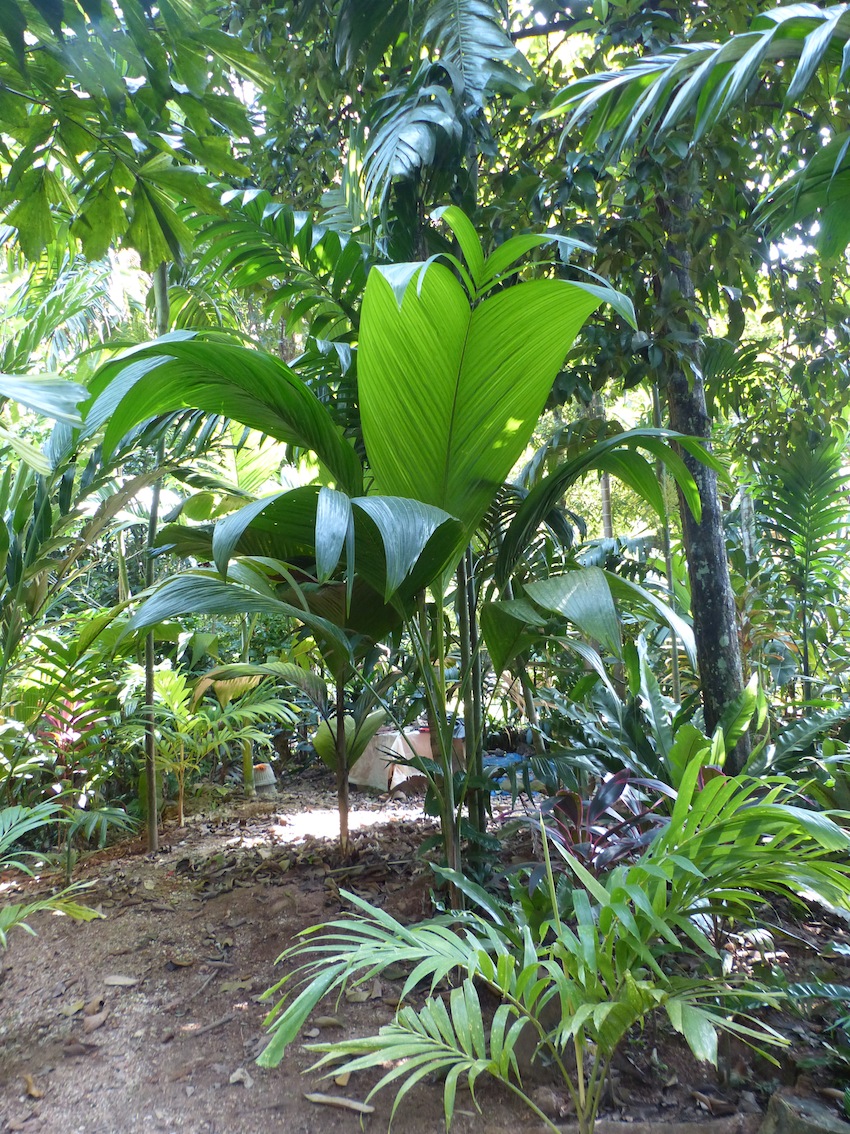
[0,777,544,1134]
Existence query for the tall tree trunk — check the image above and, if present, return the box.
[144,262,169,852]
[240,615,255,798]
[335,670,350,858]
[663,200,749,772]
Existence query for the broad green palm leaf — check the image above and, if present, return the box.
[83,333,363,496]
[359,259,626,556]
[83,209,636,619]
[495,427,715,587]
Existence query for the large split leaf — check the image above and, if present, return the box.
[359,263,613,560]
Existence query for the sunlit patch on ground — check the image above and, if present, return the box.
[235,802,430,848]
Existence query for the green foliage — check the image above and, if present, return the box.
[312,710,386,771]
[61,803,137,886]
[754,436,850,682]
[123,665,297,826]
[258,759,850,1131]
[0,800,101,948]
[545,5,850,155]
[0,0,260,264]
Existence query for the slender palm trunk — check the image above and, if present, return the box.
[144,261,169,851]
[335,670,350,857]
[240,615,255,798]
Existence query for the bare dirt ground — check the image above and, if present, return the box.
[1,766,848,1134]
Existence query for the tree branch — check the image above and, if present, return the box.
[512,20,577,41]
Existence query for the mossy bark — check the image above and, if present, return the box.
[663,197,750,772]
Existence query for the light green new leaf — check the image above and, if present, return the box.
[717,674,759,749]
[0,423,51,474]
[526,569,622,658]
[313,711,387,769]
[359,263,611,559]
[433,205,485,289]
[666,1000,718,1066]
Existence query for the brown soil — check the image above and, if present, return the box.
[1,768,848,1134]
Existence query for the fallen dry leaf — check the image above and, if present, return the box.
[229,1068,254,1089]
[166,1058,206,1082]
[344,988,370,1003]
[820,1088,845,1103]
[220,978,252,993]
[165,956,193,970]
[314,1016,344,1029]
[369,979,383,1000]
[304,1093,374,1114]
[303,1027,320,1038]
[83,997,104,1017]
[334,1072,351,1087]
[59,1000,85,1017]
[103,975,138,987]
[83,1009,109,1034]
[691,1091,737,1117]
[22,1073,44,1099]
[61,1042,98,1057]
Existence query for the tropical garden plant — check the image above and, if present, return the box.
[0,800,101,950]
[121,665,297,828]
[79,206,719,873]
[258,758,850,1132]
[2,9,850,1130]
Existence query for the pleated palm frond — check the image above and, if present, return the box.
[195,193,367,344]
[541,5,850,156]
[0,256,121,375]
[363,69,465,210]
[256,759,850,1126]
[422,0,533,109]
[755,436,850,678]
[359,1,532,209]
[537,0,850,254]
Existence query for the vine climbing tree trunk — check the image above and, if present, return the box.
[662,210,750,772]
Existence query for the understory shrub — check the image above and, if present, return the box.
[258,764,850,1133]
